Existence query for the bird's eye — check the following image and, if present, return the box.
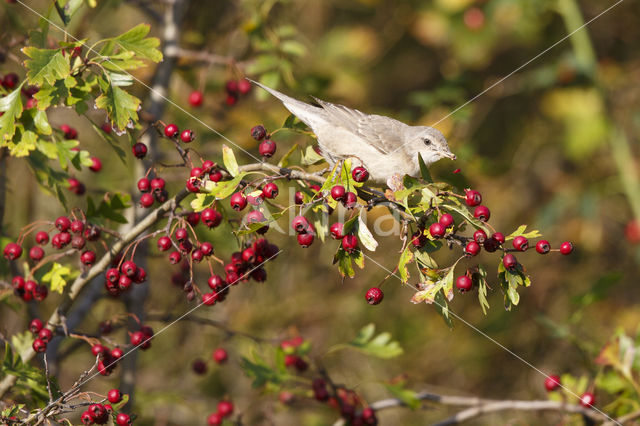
[423,138,432,146]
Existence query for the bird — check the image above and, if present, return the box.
[249,79,455,188]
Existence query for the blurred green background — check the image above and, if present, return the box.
[2,0,640,424]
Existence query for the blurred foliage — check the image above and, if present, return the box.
[1,0,640,424]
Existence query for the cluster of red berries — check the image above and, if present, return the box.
[192,347,228,374]
[0,72,39,110]
[29,318,52,353]
[224,78,251,106]
[543,375,595,408]
[185,160,224,194]
[163,122,195,144]
[206,400,234,425]
[79,389,131,425]
[137,175,169,208]
[311,378,378,425]
[250,125,277,157]
[281,336,309,372]
[91,343,125,376]
[104,258,147,297]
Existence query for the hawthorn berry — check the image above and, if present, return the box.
[297,232,314,247]
[121,260,137,277]
[32,338,47,353]
[503,253,517,270]
[55,216,71,232]
[140,193,154,208]
[35,231,49,245]
[251,125,267,141]
[217,400,234,417]
[474,205,490,222]
[560,241,573,255]
[164,123,179,138]
[259,139,276,157]
[352,166,369,182]
[137,177,151,192]
[294,191,304,205]
[429,222,445,239]
[89,157,102,172]
[200,242,214,256]
[111,347,124,359]
[81,250,96,266]
[536,240,550,254]
[2,72,19,89]
[133,267,147,283]
[106,268,120,283]
[192,359,207,374]
[245,210,265,224]
[225,92,238,106]
[473,229,487,244]
[292,216,310,233]
[132,142,148,159]
[262,182,279,199]
[38,328,53,343]
[118,275,132,291]
[513,236,528,251]
[33,285,48,302]
[30,318,44,334]
[464,241,481,256]
[492,232,505,244]
[361,407,377,424]
[230,192,247,211]
[175,228,188,242]
[226,80,239,93]
[186,212,201,227]
[456,276,472,291]
[29,246,44,262]
[150,177,165,191]
[411,230,427,248]
[88,404,106,422]
[189,90,203,107]
[130,331,147,347]
[365,287,384,305]
[238,79,251,94]
[544,375,561,391]
[115,413,131,425]
[80,411,93,425]
[342,235,359,253]
[343,191,358,209]
[202,292,217,306]
[439,213,454,228]
[330,222,345,239]
[191,249,204,263]
[213,348,228,364]
[331,185,346,201]
[181,129,195,143]
[580,392,595,407]
[70,220,84,234]
[246,192,264,206]
[207,412,223,426]
[201,208,222,228]
[209,169,223,182]
[465,190,482,207]
[4,242,23,260]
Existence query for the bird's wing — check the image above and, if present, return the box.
[312,97,403,155]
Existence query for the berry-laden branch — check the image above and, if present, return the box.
[363,391,610,425]
[0,188,190,398]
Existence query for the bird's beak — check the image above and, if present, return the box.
[442,151,456,160]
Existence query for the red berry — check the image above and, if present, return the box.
[180,129,195,143]
[262,182,279,199]
[191,249,204,263]
[245,210,265,224]
[625,220,640,244]
[456,276,472,291]
[560,241,573,255]
[150,177,165,191]
[330,222,345,239]
[464,241,480,256]
[115,413,131,425]
[111,347,123,359]
[157,236,172,251]
[29,246,44,262]
[201,208,222,228]
[35,231,49,245]
[38,328,53,343]
[226,80,239,94]
[411,230,427,248]
[213,348,228,364]
[225,93,238,105]
[140,193,154,208]
[130,331,147,347]
[2,73,19,89]
[331,185,346,201]
[55,216,71,232]
[342,235,359,253]
[544,375,561,392]
[352,166,369,183]
[189,90,203,107]
[89,157,102,172]
[207,412,222,426]
[580,392,595,407]
[3,242,22,260]
[202,292,217,306]
[67,178,85,195]
[192,358,207,374]
[365,287,384,305]
[121,260,137,277]
[429,222,445,238]
[238,79,252,94]
[80,411,93,425]
[439,213,454,228]
[230,192,247,211]
[294,191,304,205]
[297,232,314,247]
[32,338,47,353]
[465,190,482,206]
[118,275,132,291]
[259,139,276,157]
[251,125,267,141]
[209,169,223,182]
[464,7,485,30]
[343,191,358,209]
[217,400,234,417]
[246,192,264,206]
[200,242,214,256]
[473,205,490,222]
[492,232,505,244]
[70,220,84,234]
[535,240,550,254]
[169,251,181,264]
[101,123,112,134]
[175,228,188,242]
[132,142,148,159]
[137,177,151,192]
[30,318,44,334]
[107,388,122,403]
[513,236,528,251]
[503,253,517,270]
[133,266,147,283]
[291,216,310,233]
[88,403,106,421]
[164,124,178,138]
[80,250,96,266]
[473,229,487,243]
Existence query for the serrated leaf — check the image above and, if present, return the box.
[34,77,72,110]
[190,193,216,212]
[200,173,247,201]
[10,130,38,157]
[240,353,289,388]
[398,246,413,283]
[352,249,365,269]
[85,192,131,223]
[22,47,70,86]
[357,215,378,251]
[95,76,141,131]
[337,323,403,359]
[222,145,239,177]
[410,281,440,304]
[506,224,542,241]
[301,145,325,165]
[334,248,355,278]
[33,110,51,135]
[112,24,162,63]
[0,83,25,142]
[42,262,72,293]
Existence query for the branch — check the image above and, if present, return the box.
[0,188,190,398]
[368,391,611,425]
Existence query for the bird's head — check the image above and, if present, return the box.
[404,126,455,165]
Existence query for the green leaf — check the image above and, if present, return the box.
[199,173,247,201]
[54,0,85,25]
[0,83,25,142]
[333,248,355,278]
[33,110,52,135]
[190,194,216,212]
[433,291,453,328]
[301,145,325,165]
[398,246,413,283]
[418,153,433,183]
[112,24,163,63]
[282,114,310,133]
[474,266,490,315]
[10,130,38,157]
[85,192,131,223]
[280,40,307,57]
[442,262,459,302]
[10,331,34,362]
[384,382,421,410]
[277,143,298,168]
[42,262,72,293]
[22,47,70,86]
[410,281,441,304]
[239,352,290,388]
[95,76,141,131]
[222,145,239,177]
[357,216,378,251]
[506,224,542,241]
[337,323,403,359]
[352,249,365,269]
